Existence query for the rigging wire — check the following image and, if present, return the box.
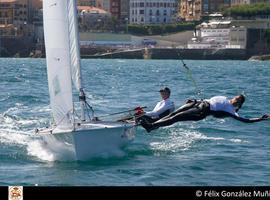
[79,95,95,120]
[177,51,203,99]
[85,101,95,120]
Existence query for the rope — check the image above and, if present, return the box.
[177,50,203,99]
[97,106,147,119]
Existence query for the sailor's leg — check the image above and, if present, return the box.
[152,106,206,129]
[174,101,197,113]
[137,115,156,123]
[161,101,197,120]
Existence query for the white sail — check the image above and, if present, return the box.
[43,0,74,128]
[67,0,82,91]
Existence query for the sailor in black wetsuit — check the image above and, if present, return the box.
[139,95,270,133]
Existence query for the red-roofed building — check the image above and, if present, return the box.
[78,6,109,14]
[78,6,111,31]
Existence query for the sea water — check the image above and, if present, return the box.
[0,58,269,186]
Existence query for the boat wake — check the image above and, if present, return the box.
[0,106,76,162]
[149,125,247,154]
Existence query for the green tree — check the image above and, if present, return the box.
[127,22,195,36]
[223,3,270,18]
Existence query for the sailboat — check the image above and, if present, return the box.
[37,0,136,160]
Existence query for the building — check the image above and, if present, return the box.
[0,0,31,36]
[96,0,110,12]
[0,0,31,26]
[130,0,178,24]
[228,26,247,48]
[188,20,247,49]
[78,0,96,6]
[207,0,230,13]
[28,0,42,21]
[110,0,121,19]
[180,0,231,21]
[180,0,203,21]
[78,6,111,31]
[30,0,42,8]
[0,0,15,26]
[120,0,130,22]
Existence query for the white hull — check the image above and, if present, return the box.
[38,121,136,161]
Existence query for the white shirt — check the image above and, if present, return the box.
[206,96,239,117]
[146,98,175,119]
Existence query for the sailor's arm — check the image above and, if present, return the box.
[146,101,174,118]
[231,114,270,123]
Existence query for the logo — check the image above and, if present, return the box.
[9,186,23,200]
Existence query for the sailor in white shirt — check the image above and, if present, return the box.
[137,87,175,123]
[206,96,239,117]
[145,87,175,118]
[140,94,270,133]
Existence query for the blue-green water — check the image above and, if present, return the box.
[0,58,269,186]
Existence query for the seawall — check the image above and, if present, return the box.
[0,36,34,57]
[82,48,249,60]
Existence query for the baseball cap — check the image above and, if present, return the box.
[159,87,170,94]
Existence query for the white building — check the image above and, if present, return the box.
[130,0,178,24]
[226,26,247,49]
[188,21,247,49]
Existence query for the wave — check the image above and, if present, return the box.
[149,126,248,154]
[0,105,58,162]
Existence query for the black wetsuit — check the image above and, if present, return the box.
[150,100,210,128]
[137,109,171,123]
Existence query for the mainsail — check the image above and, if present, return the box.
[43,0,75,128]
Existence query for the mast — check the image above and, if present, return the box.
[68,0,86,121]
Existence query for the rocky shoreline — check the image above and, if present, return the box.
[248,54,270,61]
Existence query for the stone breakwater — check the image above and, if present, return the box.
[248,54,270,61]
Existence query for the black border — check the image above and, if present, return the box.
[2,186,270,199]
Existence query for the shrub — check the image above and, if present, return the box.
[127,22,196,35]
[223,3,270,18]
